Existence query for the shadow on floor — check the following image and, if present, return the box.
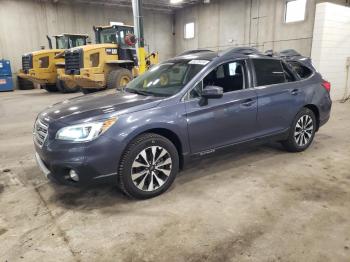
[45,142,288,212]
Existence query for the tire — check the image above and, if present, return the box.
[118,133,179,199]
[282,108,316,152]
[81,88,100,94]
[44,84,58,92]
[107,68,133,90]
[17,77,34,90]
[57,80,79,93]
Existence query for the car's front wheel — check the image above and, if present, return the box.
[282,108,316,152]
[118,133,179,199]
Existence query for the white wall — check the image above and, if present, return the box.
[311,2,350,100]
[174,0,348,57]
[174,0,321,56]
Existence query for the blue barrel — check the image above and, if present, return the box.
[0,59,13,91]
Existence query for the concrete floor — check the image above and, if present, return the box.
[0,89,349,262]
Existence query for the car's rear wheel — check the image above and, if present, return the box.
[118,133,179,199]
[282,108,316,152]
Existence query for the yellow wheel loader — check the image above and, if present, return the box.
[58,25,158,94]
[17,34,88,92]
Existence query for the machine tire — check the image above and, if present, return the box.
[17,77,34,90]
[118,133,179,199]
[44,84,58,92]
[282,108,316,152]
[56,80,79,93]
[107,68,133,90]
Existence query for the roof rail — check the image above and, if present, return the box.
[278,49,302,58]
[219,47,262,57]
[177,49,214,56]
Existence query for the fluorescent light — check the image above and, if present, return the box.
[170,0,183,4]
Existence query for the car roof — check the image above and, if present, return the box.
[169,47,282,64]
[171,51,219,62]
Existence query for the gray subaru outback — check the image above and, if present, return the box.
[34,48,332,199]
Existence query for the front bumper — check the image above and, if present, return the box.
[18,71,56,85]
[72,68,106,88]
[35,153,50,177]
[34,135,122,187]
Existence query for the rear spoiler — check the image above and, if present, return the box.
[266,49,315,70]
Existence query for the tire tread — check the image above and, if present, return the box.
[282,108,316,152]
[118,133,178,199]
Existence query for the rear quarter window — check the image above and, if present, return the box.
[252,59,286,86]
[288,61,313,79]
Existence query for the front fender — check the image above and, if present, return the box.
[108,103,190,159]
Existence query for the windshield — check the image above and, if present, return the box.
[56,36,86,49]
[56,36,68,49]
[99,28,118,44]
[68,36,86,47]
[125,61,206,97]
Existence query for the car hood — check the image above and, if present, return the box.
[39,90,162,124]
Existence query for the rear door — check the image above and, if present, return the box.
[251,58,304,137]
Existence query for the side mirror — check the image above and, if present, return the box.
[199,85,223,106]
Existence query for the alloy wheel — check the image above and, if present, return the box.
[294,115,314,147]
[131,146,172,192]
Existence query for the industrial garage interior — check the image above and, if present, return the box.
[0,0,350,261]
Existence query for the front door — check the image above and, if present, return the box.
[184,60,258,154]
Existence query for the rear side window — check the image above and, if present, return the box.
[288,61,313,79]
[252,59,286,86]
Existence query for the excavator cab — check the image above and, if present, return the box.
[45,34,88,50]
[54,34,89,49]
[94,25,137,63]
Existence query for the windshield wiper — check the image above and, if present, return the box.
[125,88,155,97]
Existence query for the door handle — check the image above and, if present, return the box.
[291,89,299,95]
[241,98,255,107]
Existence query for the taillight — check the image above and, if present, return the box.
[322,80,331,92]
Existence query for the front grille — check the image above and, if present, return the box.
[22,54,33,73]
[65,49,83,75]
[34,119,49,148]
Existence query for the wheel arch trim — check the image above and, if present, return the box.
[119,124,189,169]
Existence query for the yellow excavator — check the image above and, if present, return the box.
[17,34,89,92]
[58,24,158,94]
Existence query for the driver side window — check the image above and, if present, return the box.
[189,60,246,99]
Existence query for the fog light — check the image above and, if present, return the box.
[69,169,79,182]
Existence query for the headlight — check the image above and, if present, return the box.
[56,117,117,142]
